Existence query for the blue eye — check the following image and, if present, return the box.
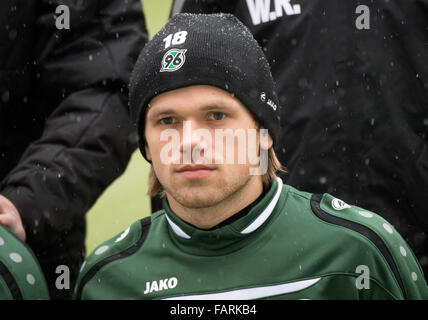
[159,117,177,125]
[210,112,226,121]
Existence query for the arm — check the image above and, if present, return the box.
[0,0,147,262]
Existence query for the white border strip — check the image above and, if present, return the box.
[163,277,321,300]
[165,215,191,239]
[240,177,283,234]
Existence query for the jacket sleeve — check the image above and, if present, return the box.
[0,0,147,250]
[319,194,428,299]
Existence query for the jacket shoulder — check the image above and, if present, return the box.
[73,216,151,299]
[310,193,428,299]
[0,226,49,300]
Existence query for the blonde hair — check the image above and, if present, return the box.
[147,145,286,198]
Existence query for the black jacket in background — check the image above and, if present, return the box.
[169,0,428,280]
[0,0,148,298]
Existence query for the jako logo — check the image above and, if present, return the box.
[260,92,277,111]
[144,277,178,294]
[246,0,301,25]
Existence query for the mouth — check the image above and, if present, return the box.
[176,165,217,179]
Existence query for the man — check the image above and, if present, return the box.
[168,0,428,280]
[0,0,147,299]
[0,225,49,300]
[74,13,427,300]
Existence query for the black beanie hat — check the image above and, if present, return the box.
[129,13,281,160]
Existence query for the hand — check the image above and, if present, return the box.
[0,194,26,242]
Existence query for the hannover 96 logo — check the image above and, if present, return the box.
[160,48,187,72]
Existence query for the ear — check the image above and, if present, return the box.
[145,143,152,162]
[260,129,273,150]
[267,134,273,150]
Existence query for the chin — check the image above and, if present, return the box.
[170,188,223,209]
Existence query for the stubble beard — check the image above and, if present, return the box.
[164,170,253,210]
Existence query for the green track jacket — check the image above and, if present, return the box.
[0,225,49,300]
[74,178,428,300]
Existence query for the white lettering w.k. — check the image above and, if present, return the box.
[246,0,301,25]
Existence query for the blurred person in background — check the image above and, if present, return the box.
[167,0,428,281]
[0,0,148,299]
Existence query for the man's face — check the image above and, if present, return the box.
[144,85,271,209]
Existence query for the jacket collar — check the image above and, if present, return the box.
[162,177,286,255]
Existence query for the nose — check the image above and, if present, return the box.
[179,119,210,164]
